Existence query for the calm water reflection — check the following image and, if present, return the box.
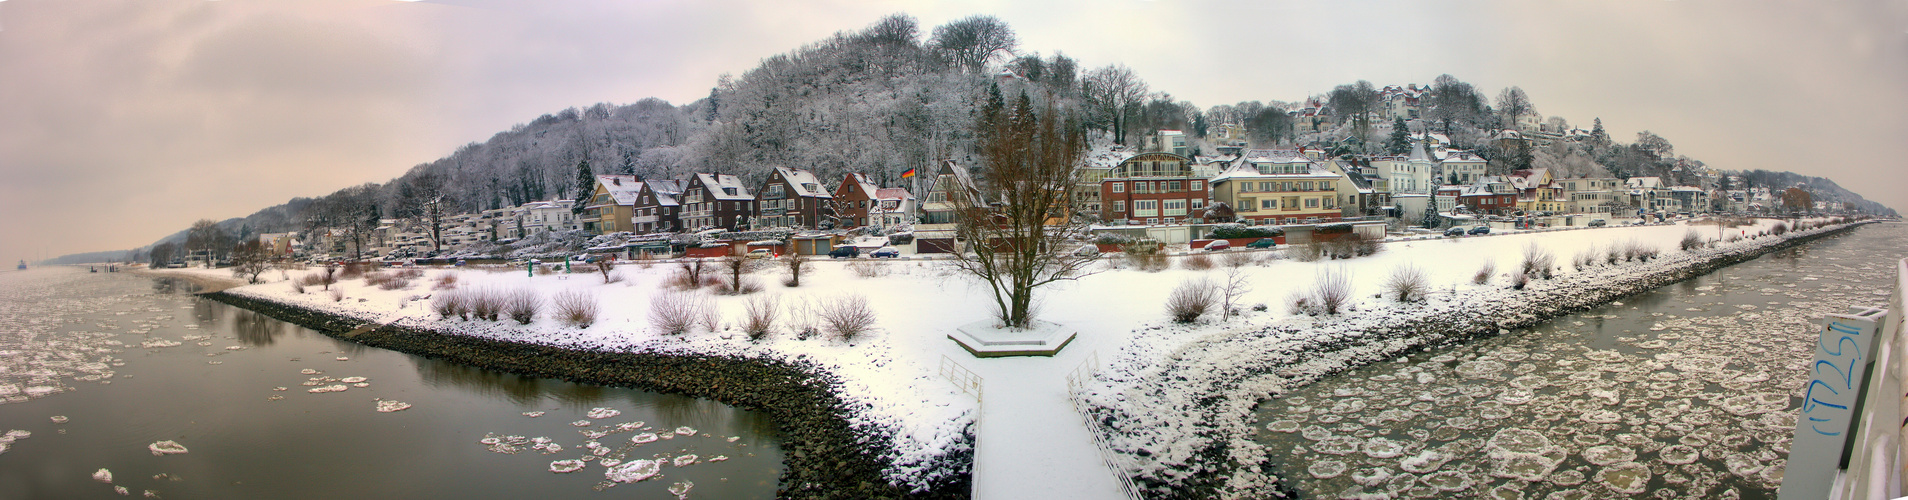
[0,268,781,499]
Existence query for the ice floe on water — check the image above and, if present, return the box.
[549,459,585,473]
[667,481,694,499]
[630,432,658,444]
[674,426,696,436]
[585,407,620,419]
[339,376,367,383]
[147,440,187,456]
[671,454,698,467]
[604,458,662,483]
[521,411,545,418]
[307,384,348,393]
[374,400,412,413]
[50,415,68,424]
[94,468,113,483]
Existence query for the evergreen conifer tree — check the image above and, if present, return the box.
[1385,117,1411,155]
[571,158,595,214]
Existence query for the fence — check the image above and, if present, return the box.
[1064,351,1144,500]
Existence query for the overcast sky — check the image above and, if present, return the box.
[2,0,1904,260]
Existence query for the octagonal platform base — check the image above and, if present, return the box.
[949,319,1077,358]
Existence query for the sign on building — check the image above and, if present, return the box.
[1780,308,1889,499]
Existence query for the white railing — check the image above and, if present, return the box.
[1064,352,1144,500]
[1822,257,1907,499]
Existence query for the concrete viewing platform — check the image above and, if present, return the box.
[949,319,1077,357]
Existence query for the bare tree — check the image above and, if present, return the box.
[396,171,453,254]
[930,15,1017,73]
[948,91,1097,329]
[1220,266,1252,321]
[1496,86,1535,129]
[149,242,177,268]
[1328,80,1379,149]
[781,254,809,287]
[185,219,225,268]
[230,240,272,284]
[1083,64,1149,144]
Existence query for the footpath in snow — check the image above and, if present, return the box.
[132,217,1855,496]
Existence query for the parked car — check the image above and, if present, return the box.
[1245,238,1277,249]
[1468,226,1492,235]
[1588,219,1608,227]
[1444,227,1467,237]
[871,247,901,258]
[745,248,773,259]
[1203,240,1231,251]
[828,246,860,259]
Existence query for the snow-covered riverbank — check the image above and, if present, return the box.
[147,217,1859,496]
[1078,218,1869,497]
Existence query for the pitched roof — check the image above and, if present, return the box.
[874,187,913,201]
[840,173,880,199]
[643,180,684,207]
[694,173,753,200]
[595,175,643,205]
[775,167,832,198]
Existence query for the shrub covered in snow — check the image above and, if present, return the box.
[1166,278,1217,323]
[1679,230,1703,251]
[1521,243,1555,280]
[1385,265,1427,303]
[1180,254,1214,271]
[551,289,598,328]
[649,291,705,335]
[742,295,779,341]
[818,294,876,342]
[1473,261,1495,285]
[467,288,503,321]
[504,289,540,325]
[433,290,468,319]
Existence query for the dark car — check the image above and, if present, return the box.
[1588,219,1607,227]
[827,246,860,259]
[1468,226,1492,235]
[1245,238,1277,249]
[871,247,901,258]
[1444,227,1467,237]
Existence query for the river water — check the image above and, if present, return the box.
[1251,222,1908,499]
[0,268,781,499]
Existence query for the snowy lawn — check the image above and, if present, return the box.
[193,217,1830,494]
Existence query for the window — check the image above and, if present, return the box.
[1283,196,1300,210]
[1134,200,1158,216]
[1299,181,1313,191]
[1262,199,1276,209]
[1260,182,1274,192]
[1113,200,1126,213]
[1190,199,1204,209]
[1191,180,1203,191]
[1285,218,1298,224]
[1305,198,1319,208]
[1167,181,1182,192]
[1146,218,1159,225]
[1111,182,1125,193]
[1163,200,1187,216]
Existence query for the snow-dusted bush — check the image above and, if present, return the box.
[1353,234,1383,257]
[1291,242,1323,262]
[782,255,809,287]
[669,260,709,290]
[1122,243,1167,272]
[1312,267,1352,314]
[595,260,621,284]
[395,268,424,280]
[504,289,540,325]
[1385,265,1427,303]
[328,288,345,302]
[1165,278,1217,323]
[1679,230,1703,251]
[432,273,458,290]
[649,291,704,335]
[468,288,505,321]
[742,295,779,341]
[290,278,306,294]
[339,262,367,280]
[433,290,468,319]
[786,297,820,340]
[1221,250,1255,268]
[1770,222,1789,235]
[1573,249,1597,271]
[848,260,889,278]
[1521,243,1555,280]
[1473,261,1495,285]
[818,294,877,342]
[1181,254,1214,271]
[715,256,762,295]
[1511,269,1530,290]
[551,290,598,328]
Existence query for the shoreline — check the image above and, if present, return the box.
[1096,220,1876,497]
[197,290,972,499]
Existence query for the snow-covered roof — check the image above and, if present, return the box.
[694,173,753,200]
[595,175,643,205]
[775,167,832,198]
[644,180,684,207]
[874,187,913,201]
[842,173,880,199]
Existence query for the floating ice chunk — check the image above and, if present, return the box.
[1491,453,1561,482]
[339,377,367,383]
[615,421,644,432]
[351,383,369,388]
[224,346,243,350]
[1422,471,1473,492]
[1659,445,1699,465]
[335,357,348,361]
[570,420,592,427]
[375,400,412,413]
[148,440,188,456]
[582,430,609,439]
[1724,453,1763,477]
[300,369,319,375]
[1308,459,1348,479]
[522,411,544,418]
[115,486,128,495]
[586,407,621,419]
[1455,359,1508,380]
[94,468,113,483]
[1399,449,1452,473]
[143,489,157,498]
[140,339,181,348]
[707,455,728,462]
[671,454,698,467]
[1361,437,1403,459]
[1548,469,1586,486]
[598,458,621,467]
[668,481,694,499]
[674,426,696,436]
[1760,459,1786,484]
[1488,428,1553,454]
[272,387,287,391]
[307,385,348,393]
[1582,445,1636,466]
[631,433,658,444]
[50,416,68,424]
[604,459,663,483]
[1594,462,1651,494]
[548,459,586,473]
[1580,410,1622,424]
[1349,466,1391,486]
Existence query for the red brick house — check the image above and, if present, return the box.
[832,173,882,229]
[1100,152,1209,225]
[631,179,683,233]
[755,167,834,229]
[680,173,754,231]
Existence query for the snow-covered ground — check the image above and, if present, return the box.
[156,217,1848,496]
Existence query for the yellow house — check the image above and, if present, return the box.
[582,175,643,234]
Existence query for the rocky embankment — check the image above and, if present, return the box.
[1092,220,1875,498]
[202,291,971,499]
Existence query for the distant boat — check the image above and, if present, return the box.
[15,260,24,270]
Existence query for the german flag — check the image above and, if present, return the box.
[901,168,916,178]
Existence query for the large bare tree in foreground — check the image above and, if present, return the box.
[948,91,1095,329]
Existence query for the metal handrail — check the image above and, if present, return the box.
[1064,351,1144,500]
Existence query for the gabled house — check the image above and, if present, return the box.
[872,188,914,228]
[1437,149,1487,185]
[1100,152,1208,225]
[631,180,684,233]
[920,159,982,227]
[1209,149,1342,225]
[1507,168,1565,214]
[680,173,754,231]
[832,173,884,229]
[582,174,643,234]
[755,167,834,229]
[1441,177,1519,215]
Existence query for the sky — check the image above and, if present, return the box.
[2,0,1904,261]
